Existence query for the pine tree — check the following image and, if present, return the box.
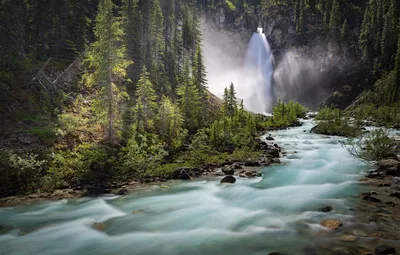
[122,0,141,83]
[329,0,340,41]
[227,82,237,117]
[86,0,130,145]
[192,44,208,95]
[134,66,158,134]
[340,19,349,43]
[296,0,305,35]
[391,37,400,104]
[359,5,373,60]
[156,95,186,150]
[176,57,200,133]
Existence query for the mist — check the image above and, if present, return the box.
[202,21,341,111]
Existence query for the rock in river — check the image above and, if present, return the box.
[320,219,342,230]
[221,176,236,184]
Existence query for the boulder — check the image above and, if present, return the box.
[221,176,236,184]
[267,148,280,158]
[320,219,342,230]
[374,245,396,255]
[378,159,400,176]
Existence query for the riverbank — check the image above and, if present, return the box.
[0,136,283,207]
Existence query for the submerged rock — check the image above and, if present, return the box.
[320,219,342,230]
[319,206,333,212]
[221,176,236,184]
[374,245,396,255]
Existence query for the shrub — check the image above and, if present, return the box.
[48,143,112,186]
[314,107,362,137]
[0,150,48,196]
[119,133,168,177]
[343,128,397,162]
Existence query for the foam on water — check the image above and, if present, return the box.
[0,120,369,255]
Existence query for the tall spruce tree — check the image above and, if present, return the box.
[86,0,130,145]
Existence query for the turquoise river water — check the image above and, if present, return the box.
[0,121,371,255]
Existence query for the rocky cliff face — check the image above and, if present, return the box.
[203,5,370,109]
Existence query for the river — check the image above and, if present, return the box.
[0,120,370,255]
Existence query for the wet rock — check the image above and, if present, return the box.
[266,135,275,141]
[244,161,261,167]
[378,159,400,176]
[389,192,400,199]
[319,206,333,212]
[374,245,396,255]
[222,165,234,175]
[116,188,128,196]
[393,123,400,129]
[266,148,280,158]
[363,194,382,203]
[391,177,400,190]
[92,222,105,232]
[385,201,396,206]
[337,234,357,242]
[272,158,281,164]
[170,167,191,180]
[232,163,243,169]
[352,229,368,237]
[320,219,342,230]
[239,170,260,178]
[221,176,236,184]
[366,171,383,178]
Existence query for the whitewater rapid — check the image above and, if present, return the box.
[0,120,369,255]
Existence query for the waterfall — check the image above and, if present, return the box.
[239,27,274,113]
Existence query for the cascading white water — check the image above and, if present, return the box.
[238,27,274,113]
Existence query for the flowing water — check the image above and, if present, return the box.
[0,121,370,255]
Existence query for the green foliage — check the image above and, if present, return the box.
[343,128,397,162]
[29,127,56,144]
[119,134,167,177]
[156,96,187,151]
[0,150,48,195]
[268,100,307,128]
[225,0,236,12]
[49,143,113,185]
[314,107,362,137]
[85,0,131,144]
